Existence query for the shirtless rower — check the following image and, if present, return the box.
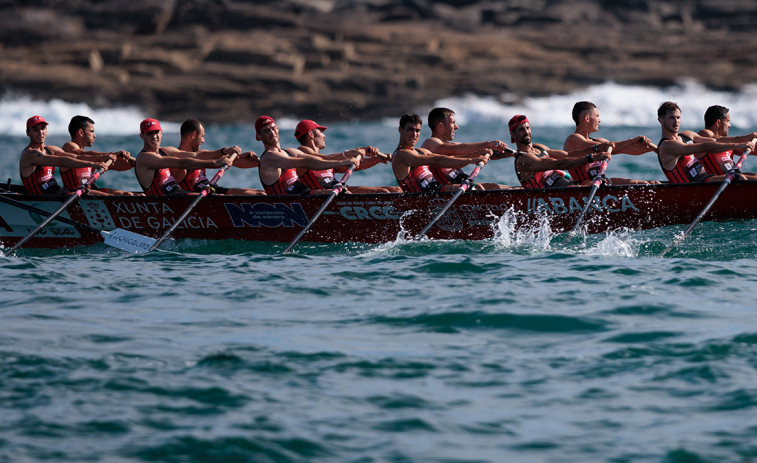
[392,113,490,193]
[563,101,658,185]
[61,115,136,196]
[255,115,361,196]
[656,102,754,184]
[294,119,400,193]
[420,107,510,190]
[509,114,612,189]
[696,105,757,179]
[167,118,264,195]
[134,118,232,196]
[19,115,110,195]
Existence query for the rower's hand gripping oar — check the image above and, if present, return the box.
[415,155,489,240]
[2,160,113,256]
[282,163,356,254]
[664,145,752,253]
[147,153,237,253]
[567,147,612,237]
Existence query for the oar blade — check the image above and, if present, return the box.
[101,229,157,254]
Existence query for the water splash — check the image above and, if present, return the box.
[492,207,556,252]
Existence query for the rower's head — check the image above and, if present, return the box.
[398,113,423,148]
[704,105,730,136]
[294,119,327,149]
[26,115,48,143]
[508,114,531,145]
[180,118,205,152]
[428,107,457,141]
[572,101,599,131]
[657,101,681,133]
[140,118,163,148]
[68,115,96,147]
[255,115,278,143]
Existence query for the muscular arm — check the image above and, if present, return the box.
[421,138,504,156]
[20,148,106,177]
[517,150,609,175]
[658,138,755,169]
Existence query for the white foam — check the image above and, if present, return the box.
[0,96,178,136]
[437,80,757,129]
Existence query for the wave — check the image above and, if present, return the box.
[0,96,178,136]
[4,80,757,136]
[435,79,757,129]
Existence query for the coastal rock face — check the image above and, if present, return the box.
[1,0,757,124]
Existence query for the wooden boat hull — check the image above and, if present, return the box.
[2,181,757,249]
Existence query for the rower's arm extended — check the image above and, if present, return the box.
[421,138,506,157]
[517,148,610,173]
[137,151,232,170]
[20,147,108,177]
[394,147,490,169]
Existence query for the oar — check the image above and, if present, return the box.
[0,191,157,253]
[282,164,355,254]
[665,147,751,252]
[3,161,113,256]
[147,154,237,252]
[0,195,155,252]
[566,148,612,237]
[415,160,486,240]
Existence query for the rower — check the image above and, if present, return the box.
[656,102,754,184]
[134,118,233,196]
[420,107,510,190]
[19,115,110,195]
[166,118,264,195]
[61,115,137,196]
[391,113,490,193]
[696,105,757,179]
[294,119,400,193]
[255,115,361,196]
[563,101,659,185]
[509,114,611,189]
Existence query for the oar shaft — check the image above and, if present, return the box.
[568,161,608,235]
[416,161,485,239]
[2,163,110,256]
[282,165,354,254]
[148,154,237,252]
[675,149,749,243]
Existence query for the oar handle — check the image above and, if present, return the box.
[207,152,238,186]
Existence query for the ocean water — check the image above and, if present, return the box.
[3,85,757,462]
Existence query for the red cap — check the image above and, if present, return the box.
[255,115,276,133]
[294,119,327,139]
[508,114,529,132]
[140,118,162,133]
[26,115,48,129]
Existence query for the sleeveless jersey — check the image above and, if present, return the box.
[137,149,185,196]
[658,135,711,183]
[699,150,734,176]
[515,148,574,189]
[567,138,603,183]
[21,147,62,195]
[259,150,311,195]
[429,166,468,185]
[178,168,210,191]
[61,166,94,191]
[300,168,338,190]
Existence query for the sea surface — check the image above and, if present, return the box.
[3,85,757,462]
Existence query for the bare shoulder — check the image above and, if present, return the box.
[420,137,443,151]
[62,141,80,152]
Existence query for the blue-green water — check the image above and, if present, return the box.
[3,121,757,462]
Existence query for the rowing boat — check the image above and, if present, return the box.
[2,180,756,249]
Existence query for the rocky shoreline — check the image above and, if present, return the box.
[2,0,757,124]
